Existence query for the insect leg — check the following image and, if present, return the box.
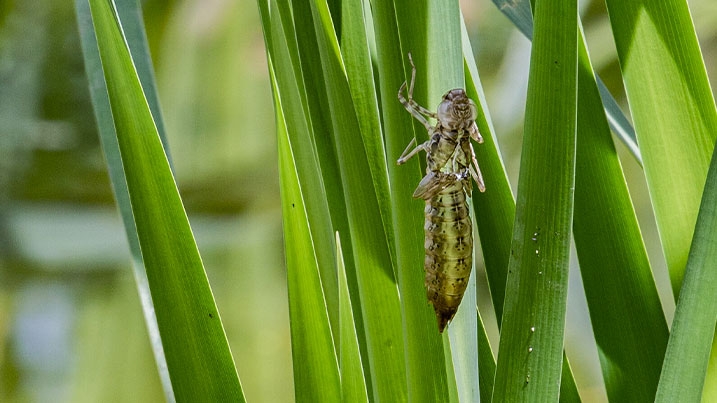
[398,84,432,131]
[469,122,484,144]
[398,54,436,131]
[449,145,474,194]
[397,137,429,165]
[468,141,486,192]
[406,54,437,119]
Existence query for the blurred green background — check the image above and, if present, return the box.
[0,0,715,402]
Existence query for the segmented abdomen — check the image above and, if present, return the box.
[424,180,473,332]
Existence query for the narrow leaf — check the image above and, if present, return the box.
[573,23,668,401]
[74,0,174,399]
[337,232,370,403]
[274,81,341,402]
[278,0,372,388]
[341,0,395,268]
[303,1,408,400]
[491,0,640,164]
[266,0,342,341]
[87,0,244,400]
[477,311,496,403]
[605,1,717,392]
[656,144,717,401]
[492,0,578,400]
[462,18,515,324]
[462,11,583,400]
[448,266,479,403]
[604,0,717,294]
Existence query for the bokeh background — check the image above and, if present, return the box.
[0,0,715,402]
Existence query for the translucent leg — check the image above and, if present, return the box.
[468,141,486,192]
[469,122,484,144]
[398,53,436,131]
[397,137,429,165]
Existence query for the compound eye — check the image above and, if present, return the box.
[467,100,478,121]
[444,89,464,101]
[436,89,477,130]
[437,100,455,126]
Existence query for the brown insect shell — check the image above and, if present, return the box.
[437,89,478,131]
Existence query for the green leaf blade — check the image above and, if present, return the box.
[75,0,174,398]
[573,25,669,401]
[656,144,717,402]
[302,2,408,401]
[87,0,244,400]
[337,232,370,403]
[341,0,395,266]
[492,0,578,400]
[604,0,717,295]
[268,0,343,341]
[276,92,341,402]
[491,0,641,164]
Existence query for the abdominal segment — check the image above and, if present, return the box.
[423,180,473,332]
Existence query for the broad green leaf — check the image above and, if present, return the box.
[605,1,717,394]
[74,0,174,399]
[86,0,244,400]
[656,144,717,401]
[573,22,669,401]
[467,9,584,401]
[492,0,578,400]
[604,0,717,295]
[336,232,369,403]
[274,77,341,401]
[463,8,582,402]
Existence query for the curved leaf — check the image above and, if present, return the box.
[604,0,717,294]
[74,0,174,399]
[656,144,717,401]
[491,0,640,164]
[573,23,668,402]
[87,0,244,400]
